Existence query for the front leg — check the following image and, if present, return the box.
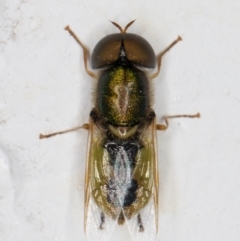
[150,36,182,81]
[64,26,96,79]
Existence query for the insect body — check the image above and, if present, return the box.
[40,20,200,241]
[84,22,160,241]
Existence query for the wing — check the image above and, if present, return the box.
[85,197,118,241]
[123,116,159,241]
[84,117,119,241]
[124,196,157,241]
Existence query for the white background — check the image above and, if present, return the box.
[1,0,240,241]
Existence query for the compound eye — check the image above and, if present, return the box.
[91,34,123,69]
[91,33,156,69]
[123,33,156,68]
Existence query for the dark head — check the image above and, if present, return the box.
[91,20,156,69]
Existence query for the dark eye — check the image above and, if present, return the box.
[91,33,156,69]
[123,33,156,68]
[91,34,122,69]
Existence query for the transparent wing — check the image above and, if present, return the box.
[84,118,119,241]
[124,196,157,241]
[124,117,159,241]
[85,197,119,241]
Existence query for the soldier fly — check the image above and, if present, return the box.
[40,20,200,241]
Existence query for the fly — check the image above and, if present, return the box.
[40,20,200,241]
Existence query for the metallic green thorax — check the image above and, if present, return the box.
[96,65,149,126]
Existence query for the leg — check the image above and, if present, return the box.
[99,212,105,230]
[156,113,200,131]
[149,36,182,81]
[64,26,96,79]
[137,213,144,232]
[39,123,89,139]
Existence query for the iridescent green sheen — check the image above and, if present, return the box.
[96,65,149,126]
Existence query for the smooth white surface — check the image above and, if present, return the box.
[1,0,240,241]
